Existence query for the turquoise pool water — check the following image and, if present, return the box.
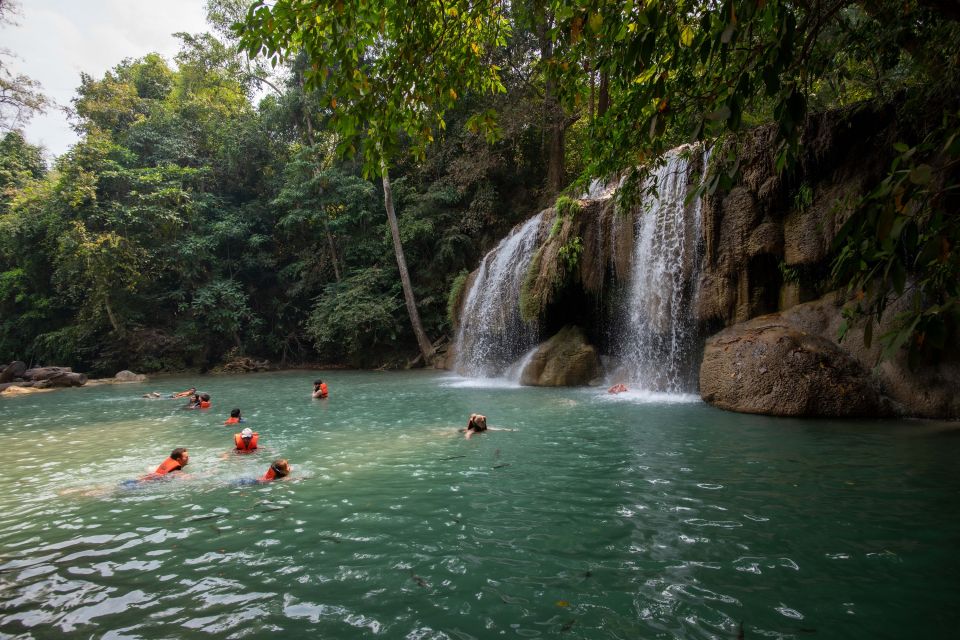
[0,370,958,638]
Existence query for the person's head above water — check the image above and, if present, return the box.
[313,379,323,387]
[467,414,488,431]
[170,448,189,466]
[241,427,254,440]
[270,459,290,477]
[200,393,210,401]
[230,408,241,418]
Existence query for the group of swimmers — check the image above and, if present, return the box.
[143,380,505,487]
[142,385,295,485]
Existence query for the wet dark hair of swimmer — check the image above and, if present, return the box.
[230,408,241,418]
[271,459,290,477]
[314,379,323,386]
[201,393,210,401]
[170,448,188,463]
[467,414,488,432]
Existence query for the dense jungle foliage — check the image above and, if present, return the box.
[1,0,957,373]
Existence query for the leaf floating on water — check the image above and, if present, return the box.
[555,600,570,607]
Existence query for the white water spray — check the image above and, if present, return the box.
[453,212,546,378]
[617,146,707,392]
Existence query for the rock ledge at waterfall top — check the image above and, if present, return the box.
[700,313,893,418]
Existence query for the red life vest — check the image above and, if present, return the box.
[199,400,211,409]
[319,382,328,398]
[234,433,259,451]
[154,457,182,475]
[224,416,240,425]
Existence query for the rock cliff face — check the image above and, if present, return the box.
[452,105,959,417]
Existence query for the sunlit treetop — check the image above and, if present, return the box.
[237,0,510,177]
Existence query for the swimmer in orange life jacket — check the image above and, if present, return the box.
[153,448,189,475]
[260,459,290,481]
[312,379,328,399]
[234,427,259,452]
[198,393,211,409]
[224,408,244,425]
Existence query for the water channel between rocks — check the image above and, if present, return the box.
[1,370,957,638]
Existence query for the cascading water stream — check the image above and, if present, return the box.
[453,212,546,378]
[617,146,707,393]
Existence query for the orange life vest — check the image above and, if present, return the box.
[224,416,240,425]
[154,457,182,475]
[199,400,211,409]
[234,432,259,451]
[319,382,328,398]
[260,463,289,482]
[260,467,277,481]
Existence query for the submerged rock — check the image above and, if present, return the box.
[700,314,892,417]
[520,325,600,387]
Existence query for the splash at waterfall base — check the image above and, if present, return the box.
[447,107,960,419]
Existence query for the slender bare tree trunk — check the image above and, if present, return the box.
[323,221,342,282]
[538,9,565,198]
[104,296,122,334]
[380,155,435,364]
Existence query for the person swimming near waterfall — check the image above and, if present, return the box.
[608,383,628,394]
[460,413,516,439]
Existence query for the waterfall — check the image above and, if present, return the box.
[453,212,546,378]
[617,146,707,393]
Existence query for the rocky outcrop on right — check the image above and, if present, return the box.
[701,293,960,418]
[700,313,892,417]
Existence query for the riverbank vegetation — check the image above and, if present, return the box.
[1,0,957,374]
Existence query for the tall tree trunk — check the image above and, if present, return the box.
[380,156,435,364]
[104,296,122,334]
[323,221,342,282]
[539,10,565,198]
[598,70,610,118]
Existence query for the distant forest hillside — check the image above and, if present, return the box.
[1,0,956,374]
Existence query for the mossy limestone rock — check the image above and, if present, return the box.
[520,325,600,387]
[700,314,892,417]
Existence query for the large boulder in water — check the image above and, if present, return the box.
[115,370,147,383]
[700,314,892,417]
[520,325,600,387]
[776,293,960,419]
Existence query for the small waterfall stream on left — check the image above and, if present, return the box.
[453,212,546,378]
